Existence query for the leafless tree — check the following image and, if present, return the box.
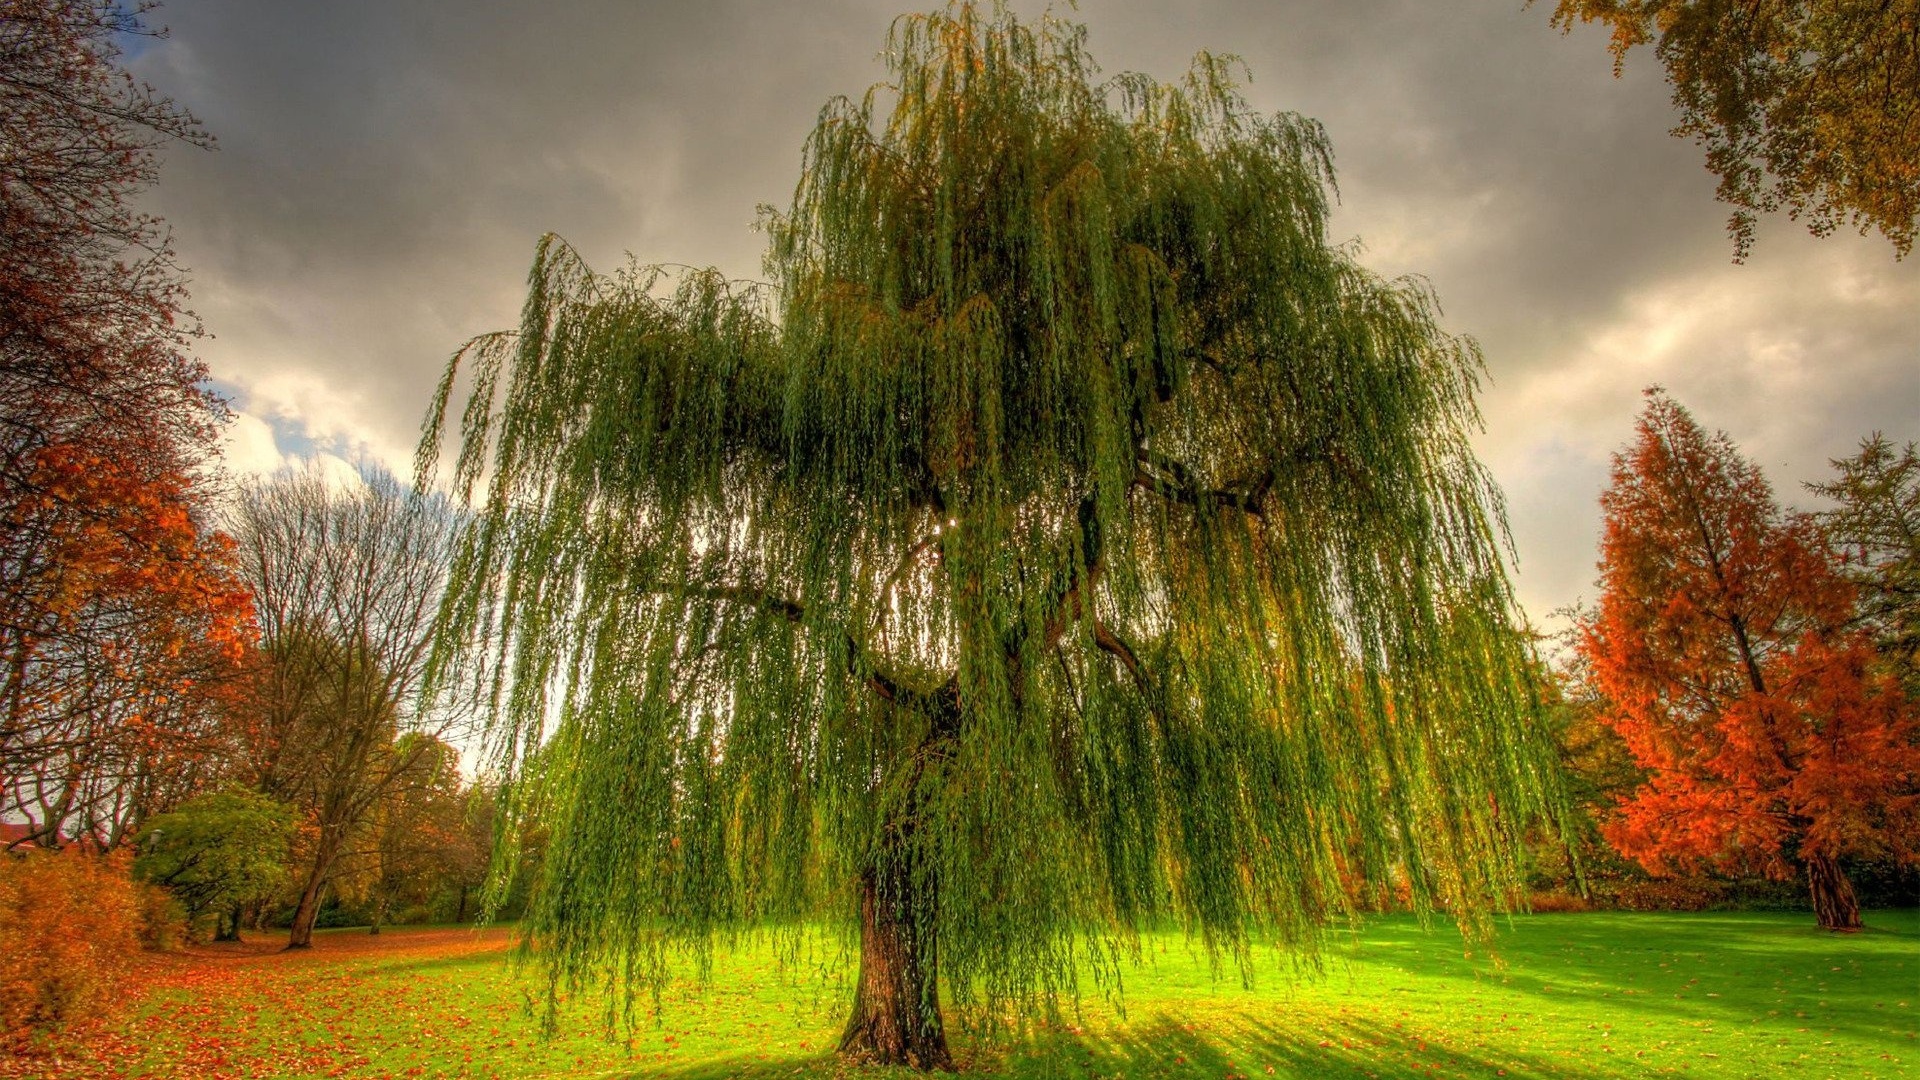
[226,464,465,947]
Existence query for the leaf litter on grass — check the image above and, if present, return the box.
[4,912,1913,1079]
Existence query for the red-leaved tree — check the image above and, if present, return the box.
[0,441,256,843]
[1579,391,1920,930]
[0,1,253,845]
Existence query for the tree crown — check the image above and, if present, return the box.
[424,3,1564,1023]
[1580,392,1920,878]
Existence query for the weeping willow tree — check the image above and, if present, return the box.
[420,5,1563,1069]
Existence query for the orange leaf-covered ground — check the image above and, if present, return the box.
[5,928,522,1080]
[6,925,857,1080]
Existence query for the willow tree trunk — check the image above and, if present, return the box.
[839,699,956,1070]
[838,863,952,1069]
[1807,853,1862,931]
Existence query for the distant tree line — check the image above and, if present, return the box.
[6,459,540,945]
[0,1,532,951]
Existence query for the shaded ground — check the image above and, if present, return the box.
[4,911,1913,1079]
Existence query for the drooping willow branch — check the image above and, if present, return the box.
[1132,448,1276,519]
[419,3,1570,1037]
[679,581,927,708]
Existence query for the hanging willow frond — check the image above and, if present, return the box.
[420,1,1565,1034]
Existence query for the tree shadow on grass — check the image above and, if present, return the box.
[1350,911,1919,1055]
[1003,1011,1627,1080]
[611,1010,1626,1080]
[293,915,1916,1076]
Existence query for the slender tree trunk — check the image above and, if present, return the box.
[39,750,86,848]
[455,883,469,924]
[213,904,242,942]
[287,870,325,947]
[1807,853,1862,931]
[838,864,952,1070]
[370,893,387,935]
[287,829,345,948]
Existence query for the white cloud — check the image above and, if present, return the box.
[303,451,371,494]
[219,404,393,496]
[1496,235,1917,474]
[1473,231,1920,630]
[220,410,287,476]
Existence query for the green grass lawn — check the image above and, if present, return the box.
[45,910,1917,1080]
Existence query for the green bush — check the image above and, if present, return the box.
[135,788,295,941]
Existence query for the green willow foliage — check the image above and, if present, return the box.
[421,4,1563,1031]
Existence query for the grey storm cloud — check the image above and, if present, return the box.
[131,0,1920,631]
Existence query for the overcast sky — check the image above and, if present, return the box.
[130,0,1919,632]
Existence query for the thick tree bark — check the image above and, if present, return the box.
[1807,853,1862,931]
[838,866,953,1070]
[213,904,243,942]
[839,693,958,1071]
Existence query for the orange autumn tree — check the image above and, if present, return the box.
[1578,391,1920,930]
[1,1,251,845]
[0,440,255,846]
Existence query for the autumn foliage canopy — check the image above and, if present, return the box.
[1579,392,1920,929]
[1,0,254,844]
[1543,0,1920,258]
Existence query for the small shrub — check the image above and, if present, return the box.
[391,903,433,926]
[313,898,356,929]
[1525,890,1594,914]
[1599,876,1723,912]
[134,788,295,942]
[135,882,186,951]
[0,847,145,1050]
